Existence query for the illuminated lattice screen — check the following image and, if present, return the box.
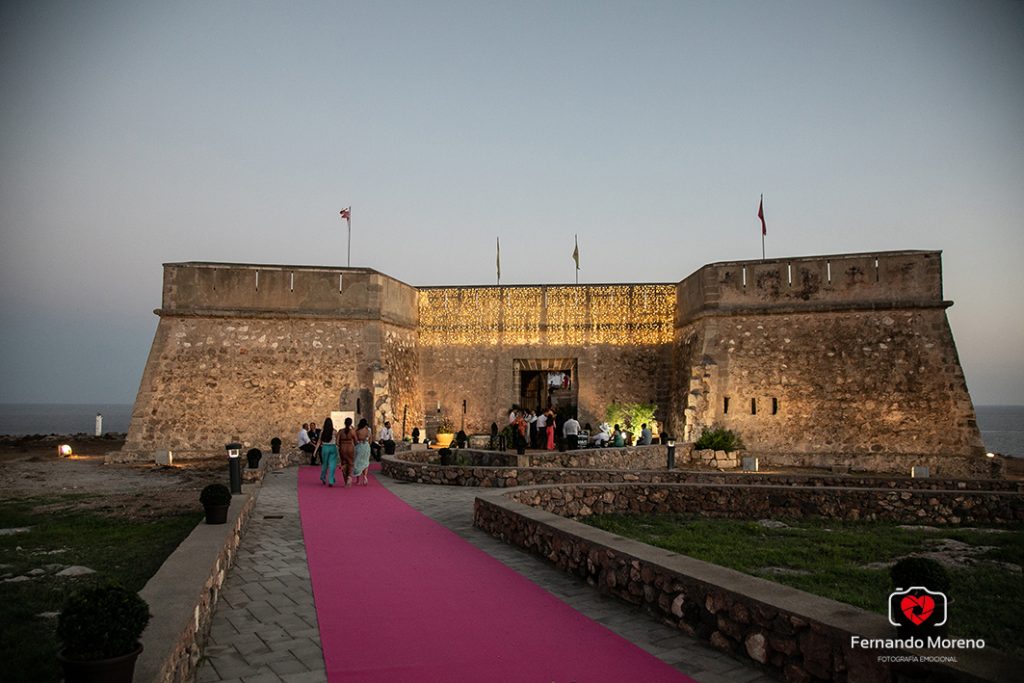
[417,284,675,346]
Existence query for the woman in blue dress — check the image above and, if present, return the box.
[317,417,339,486]
[352,418,372,486]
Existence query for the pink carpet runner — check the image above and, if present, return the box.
[297,465,694,682]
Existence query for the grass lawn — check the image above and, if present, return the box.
[583,513,1024,657]
[0,496,202,683]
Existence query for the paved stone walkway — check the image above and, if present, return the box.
[197,467,773,683]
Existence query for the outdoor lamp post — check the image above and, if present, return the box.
[226,442,242,494]
[666,437,676,470]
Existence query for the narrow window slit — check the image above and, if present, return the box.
[751,398,757,415]
[772,398,779,415]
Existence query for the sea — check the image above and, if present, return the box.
[0,403,1021,457]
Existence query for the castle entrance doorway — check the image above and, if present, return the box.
[514,358,578,414]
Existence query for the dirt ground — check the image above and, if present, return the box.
[0,435,231,520]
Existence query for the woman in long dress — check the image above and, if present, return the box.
[337,417,356,487]
[353,418,372,486]
[317,417,338,486]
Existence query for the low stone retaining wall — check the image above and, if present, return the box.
[381,455,1020,493]
[134,463,268,683]
[750,451,1002,480]
[503,482,1023,525]
[392,444,674,469]
[474,484,1022,682]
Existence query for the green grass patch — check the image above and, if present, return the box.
[584,513,1024,656]
[0,496,202,683]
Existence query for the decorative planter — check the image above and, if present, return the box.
[435,432,455,448]
[246,448,262,469]
[204,504,229,525]
[58,643,143,683]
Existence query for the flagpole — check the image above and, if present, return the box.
[496,236,501,286]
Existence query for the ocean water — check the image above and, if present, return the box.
[0,403,1021,456]
[0,403,133,436]
[975,405,1024,458]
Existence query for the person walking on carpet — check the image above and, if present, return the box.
[353,418,372,486]
[317,417,339,486]
[337,417,357,487]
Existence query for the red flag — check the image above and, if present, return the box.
[340,207,351,221]
[757,195,766,236]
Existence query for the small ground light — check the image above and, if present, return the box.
[986,452,996,458]
[58,444,73,457]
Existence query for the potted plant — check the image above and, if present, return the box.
[435,416,456,448]
[200,483,232,524]
[270,437,282,454]
[411,427,420,444]
[246,448,263,469]
[57,583,151,683]
[455,430,468,449]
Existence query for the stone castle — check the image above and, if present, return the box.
[123,249,986,473]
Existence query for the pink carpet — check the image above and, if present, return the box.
[297,465,694,682]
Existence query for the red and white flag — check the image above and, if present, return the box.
[340,207,351,222]
[757,196,766,236]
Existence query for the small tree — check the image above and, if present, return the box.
[604,402,657,437]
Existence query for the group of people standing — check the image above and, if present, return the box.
[298,417,372,487]
[508,406,583,450]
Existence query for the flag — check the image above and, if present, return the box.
[572,235,580,270]
[340,207,351,222]
[757,195,766,236]
[496,236,501,282]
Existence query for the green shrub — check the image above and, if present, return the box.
[694,426,745,452]
[57,583,151,660]
[890,557,951,593]
[438,416,456,433]
[199,483,232,507]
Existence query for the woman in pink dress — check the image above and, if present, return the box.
[546,413,555,450]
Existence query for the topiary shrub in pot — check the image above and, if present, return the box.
[246,448,263,469]
[270,437,282,454]
[57,582,151,683]
[200,483,232,524]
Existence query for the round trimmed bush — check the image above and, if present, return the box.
[199,483,232,507]
[58,583,151,660]
[890,557,951,593]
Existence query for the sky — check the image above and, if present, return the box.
[1,0,1022,406]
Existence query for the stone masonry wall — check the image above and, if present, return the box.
[125,251,985,471]
[676,309,982,459]
[502,482,1023,525]
[125,316,380,456]
[419,342,670,435]
[674,251,984,461]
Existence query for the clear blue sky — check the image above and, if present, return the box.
[1,0,1022,405]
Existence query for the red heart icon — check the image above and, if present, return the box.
[900,594,935,625]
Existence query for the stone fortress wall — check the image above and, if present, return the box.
[123,250,985,468]
[674,251,984,460]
